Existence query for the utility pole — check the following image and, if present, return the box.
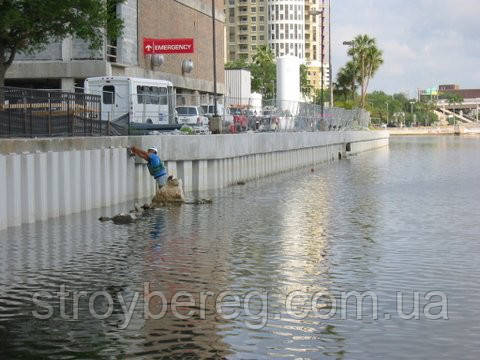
[328,0,333,108]
[386,102,389,125]
[410,101,414,125]
[212,0,218,116]
[320,2,325,123]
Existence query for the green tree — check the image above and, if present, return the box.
[313,88,329,105]
[336,61,358,101]
[225,58,250,70]
[300,64,313,97]
[250,45,276,99]
[0,0,124,87]
[440,92,464,105]
[348,34,384,108]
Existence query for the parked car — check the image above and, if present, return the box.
[200,104,226,119]
[175,106,209,126]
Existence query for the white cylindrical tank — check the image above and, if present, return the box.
[276,56,300,115]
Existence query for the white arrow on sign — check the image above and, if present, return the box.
[145,45,153,51]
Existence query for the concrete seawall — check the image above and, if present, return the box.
[0,131,389,230]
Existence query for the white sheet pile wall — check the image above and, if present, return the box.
[0,131,389,230]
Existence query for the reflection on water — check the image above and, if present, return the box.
[1,136,480,359]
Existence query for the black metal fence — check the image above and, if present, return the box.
[0,86,118,137]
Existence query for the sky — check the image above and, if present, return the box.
[331,0,480,97]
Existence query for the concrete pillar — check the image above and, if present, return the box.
[58,151,71,216]
[90,150,102,209]
[46,152,60,219]
[218,159,226,188]
[0,156,7,230]
[135,164,145,199]
[21,153,35,224]
[61,37,72,61]
[177,161,193,193]
[126,156,136,201]
[165,161,178,178]
[34,152,48,221]
[110,148,120,204]
[233,157,240,184]
[61,78,75,92]
[207,160,218,190]
[70,151,81,214]
[197,160,208,191]
[228,158,234,186]
[80,150,92,211]
[117,149,127,203]
[100,149,111,208]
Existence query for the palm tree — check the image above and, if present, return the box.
[349,35,384,108]
[336,61,358,101]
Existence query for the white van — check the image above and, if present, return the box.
[84,77,175,124]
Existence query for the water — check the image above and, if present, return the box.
[1,136,480,359]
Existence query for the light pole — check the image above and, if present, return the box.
[211,0,218,117]
[328,0,333,108]
[386,102,389,125]
[310,4,327,127]
[410,101,415,126]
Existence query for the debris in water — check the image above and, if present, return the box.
[236,181,246,186]
[111,213,137,225]
[185,198,213,205]
[151,177,185,206]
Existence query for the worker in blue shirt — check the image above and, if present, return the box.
[129,146,168,188]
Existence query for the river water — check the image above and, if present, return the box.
[1,136,480,359]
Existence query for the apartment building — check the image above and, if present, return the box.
[225,0,268,61]
[225,0,330,92]
[5,0,225,103]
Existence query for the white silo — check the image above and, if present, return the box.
[276,55,301,116]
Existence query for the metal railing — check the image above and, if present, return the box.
[0,88,371,137]
[0,86,114,137]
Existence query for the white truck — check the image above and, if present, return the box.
[84,76,175,124]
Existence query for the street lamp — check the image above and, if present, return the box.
[310,5,327,125]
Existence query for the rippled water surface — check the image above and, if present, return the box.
[1,136,480,359]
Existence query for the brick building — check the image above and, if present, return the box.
[5,0,225,104]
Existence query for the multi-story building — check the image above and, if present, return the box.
[304,0,330,93]
[225,0,330,94]
[225,0,269,62]
[5,0,225,104]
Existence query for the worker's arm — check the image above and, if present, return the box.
[129,146,149,161]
